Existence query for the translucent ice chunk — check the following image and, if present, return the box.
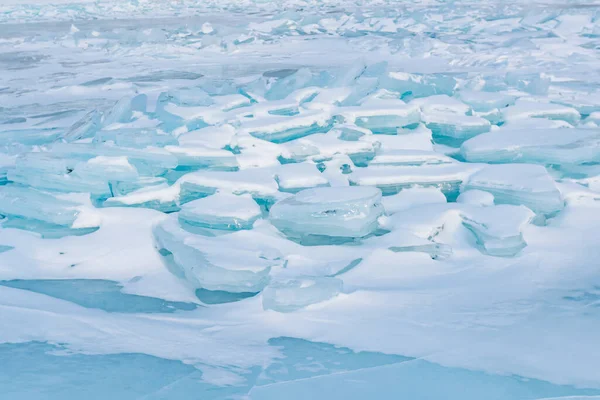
[179,169,279,205]
[461,128,600,166]
[0,185,90,227]
[338,103,421,134]
[349,164,480,198]
[50,143,178,176]
[275,163,329,193]
[458,90,516,112]
[461,205,534,257]
[240,111,332,143]
[178,192,261,230]
[463,164,563,215]
[281,132,376,166]
[262,276,343,312]
[424,113,491,141]
[269,186,384,242]
[154,215,279,293]
[369,150,456,167]
[502,99,581,125]
[383,72,457,99]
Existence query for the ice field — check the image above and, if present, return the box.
[2,0,600,398]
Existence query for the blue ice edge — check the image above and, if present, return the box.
[0,279,198,313]
[1,338,598,400]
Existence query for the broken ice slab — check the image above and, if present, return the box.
[62,110,102,142]
[164,145,239,170]
[177,125,237,149]
[337,102,421,134]
[8,153,139,196]
[109,176,168,196]
[275,163,329,193]
[424,113,491,142]
[269,186,384,243]
[94,128,177,149]
[461,204,535,257]
[382,72,457,99]
[349,164,480,199]
[280,131,376,166]
[49,143,178,176]
[457,90,516,112]
[103,183,181,213]
[264,68,314,101]
[0,185,97,228]
[463,164,564,215]
[178,192,261,230]
[154,215,279,293]
[369,150,457,167]
[262,276,343,312]
[178,169,280,206]
[102,94,147,127]
[240,111,332,143]
[460,128,600,166]
[502,99,581,125]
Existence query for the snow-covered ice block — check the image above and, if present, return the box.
[338,103,421,134]
[372,230,453,260]
[240,111,331,143]
[281,131,376,166]
[458,90,516,112]
[381,187,447,214]
[457,190,495,207]
[463,164,563,215]
[275,164,329,193]
[269,187,384,242]
[349,164,480,198]
[154,215,279,293]
[178,192,261,230]
[461,204,534,257]
[94,128,177,149]
[0,185,97,228]
[50,143,178,176]
[262,276,343,312]
[411,95,471,115]
[369,150,456,167]
[502,100,581,125]
[179,169,279,204]
[461,128,600,165]
[383,72,457,98]
[103,183,180,213]
[424,113,491,141]
[165,145,238,170]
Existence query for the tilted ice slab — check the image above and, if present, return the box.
[8,154,139,197]
[349,164,481,198]
[423,112,491,141]
[461,204,535,257]
[262,276,343,312]
[153,214,280,293]
[269,186,384,242]
[239,110,332,143]
[460,128,600,166]
[0,185,99,229]
[463,164,563,215]
[50,143,178,176]
[178,192,262,231]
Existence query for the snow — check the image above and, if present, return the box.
[2,0,600,398]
